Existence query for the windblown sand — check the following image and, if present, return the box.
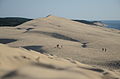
[0,16,120,79]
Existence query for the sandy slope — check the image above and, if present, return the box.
[0,44,120,79]
[0,16,120,69]
[0,16,120,79]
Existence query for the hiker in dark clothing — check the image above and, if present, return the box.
[56,44,62,49]
[57,44,59,48]
[81,43,87,48]
[102,48,107,52]
[104,48,107,52]
[102,48,104,51]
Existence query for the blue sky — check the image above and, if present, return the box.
[0,0,120,20]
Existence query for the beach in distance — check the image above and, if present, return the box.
[102,20,120,30]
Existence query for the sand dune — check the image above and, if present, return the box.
[0,44,120,79]
[0,16,120,79]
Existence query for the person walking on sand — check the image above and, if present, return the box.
[102,48,107,52]
[105,48,107,52]
[102,48,104,51]
[56,44,63,49]
[57,44,59,48]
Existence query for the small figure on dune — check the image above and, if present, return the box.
[104,48,107,52]
[57,44,59,48]
[102,48,104,51]
[102,48,107,52]
[46,14,52,17]
[81,43,87,48]
[56,44,62,49]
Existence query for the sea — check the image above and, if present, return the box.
[101,20,120,30]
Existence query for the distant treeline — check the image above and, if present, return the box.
[0,17,33,27]
[73,20,106,27]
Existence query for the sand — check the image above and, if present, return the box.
[0,16,120,79]
[0,44,120,79]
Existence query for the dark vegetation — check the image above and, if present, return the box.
[0,17,32,27]
[73,20,105,26]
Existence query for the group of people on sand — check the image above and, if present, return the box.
[102,48,107,52]
[55,44,63,49]
[55,44,107,52]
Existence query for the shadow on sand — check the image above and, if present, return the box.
[29,31,80,42]
[22,45,46,53]
[0,38,17,44]
[103,60,120,69]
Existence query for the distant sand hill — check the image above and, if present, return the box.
[0,16,120,79]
